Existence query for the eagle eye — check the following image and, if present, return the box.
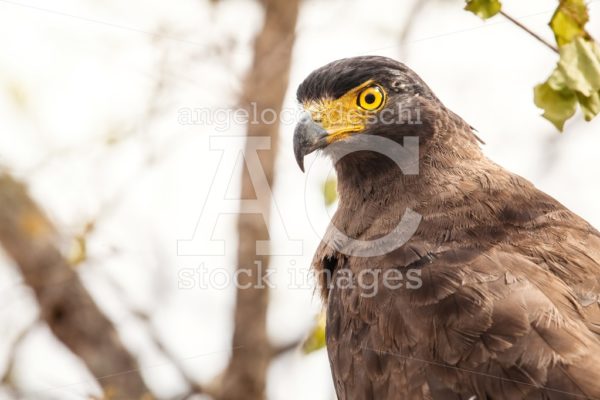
[357,85,385,111]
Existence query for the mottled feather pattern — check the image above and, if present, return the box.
[301,57,600,399]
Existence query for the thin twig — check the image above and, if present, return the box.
[1,319,39,388]
[398,0,433,58]
[133,310,209,397]
[500,10,559,54]
[269,340,302,359]
[100,272,217,399]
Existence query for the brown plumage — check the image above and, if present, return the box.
[293,56,600,400]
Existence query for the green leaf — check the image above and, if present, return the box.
[577,91,600,121]
[536,38,600,130]
[464,0,502,19]
[302,312,327,354]
[550,0,589,46]
[547,65,569,91]
[322,177,338,207]
[534,72,577,131]
[558,37,600,97]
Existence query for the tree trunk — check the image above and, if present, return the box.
[217,0,300,399]
[0,174,152,400]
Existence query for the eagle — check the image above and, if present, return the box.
[293,56,600,400]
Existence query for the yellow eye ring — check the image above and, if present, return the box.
[357,85,385,111]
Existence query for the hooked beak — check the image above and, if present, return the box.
[293,113,328,172]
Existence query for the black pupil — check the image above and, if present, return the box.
[364,93,376,104]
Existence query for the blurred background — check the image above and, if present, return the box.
[0,0,599,399]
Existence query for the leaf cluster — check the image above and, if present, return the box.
[465,0,600,130]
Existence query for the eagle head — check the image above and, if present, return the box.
[293,56,446,172]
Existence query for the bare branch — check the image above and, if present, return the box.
[499,10,558,54]
[0,174,152,400]
[100,271,218,400]
[217,1,301,400]
[269,340,301,359]
[1,319,38,393]
[398,0,433,58]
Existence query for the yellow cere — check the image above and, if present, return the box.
[302,80,387,144]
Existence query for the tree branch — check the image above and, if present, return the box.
[398,0,433,58]
[0,173,152,400]
[269,340,301,359]
[1,319,38,393]
[499,10,559,54]
[216,1,300,400]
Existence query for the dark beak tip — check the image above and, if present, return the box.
[293,113,327,173]
[293,136,306,172]
[298,159,305,173]
[295,154,305,173]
